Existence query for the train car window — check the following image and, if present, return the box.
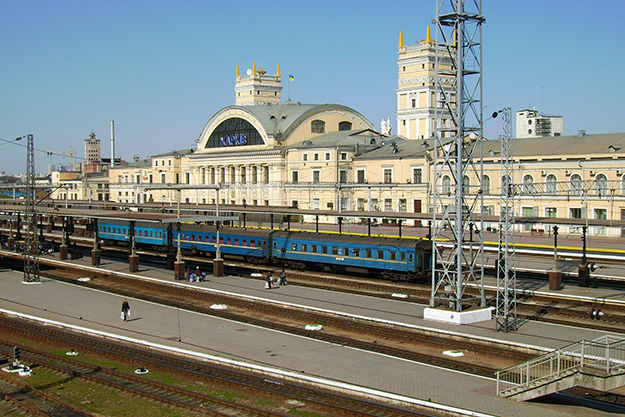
[301,244,307,252]
[342,247,348,256]
[235,238,239,245]
[390,252,396,261]
[250,240,255,247]
[291,243,297,251]
[220,237,224,244]
[400,252,405,262]
[321,246,327,254]
[365,249,372,258]
[242,239,247,246]
[331,247,338,255]
[227,238,231,244]
[377,250,384,259]
[263,241,267,249]
[311,244,317,253]
[409,253,414,263]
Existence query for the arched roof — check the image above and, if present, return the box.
[195,101,375,151]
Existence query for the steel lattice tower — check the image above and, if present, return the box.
[495,108,518,332]
[24,133,40,283]
[431,0,485,311]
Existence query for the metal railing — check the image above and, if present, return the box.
[497,335,625,396]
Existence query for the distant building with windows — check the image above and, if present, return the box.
[516,108,563,138]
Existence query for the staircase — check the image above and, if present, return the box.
[497,335,625,401]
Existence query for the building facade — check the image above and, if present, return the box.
[516,108,564,138]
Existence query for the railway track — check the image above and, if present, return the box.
[3,253,625,410]
[0,315,436,417]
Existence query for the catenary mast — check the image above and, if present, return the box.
[23,134,40,283]
[431,0,485,311]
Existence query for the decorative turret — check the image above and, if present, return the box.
[235,62,282,106]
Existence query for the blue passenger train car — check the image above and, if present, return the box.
[98,220,168,249]
[173,225,271,262]
[269,230,430,281]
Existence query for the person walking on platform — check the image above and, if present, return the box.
[278,268,288,285]
[265,272,273,289]
[121,299,130,322]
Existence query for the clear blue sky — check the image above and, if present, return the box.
[1,0,623,174]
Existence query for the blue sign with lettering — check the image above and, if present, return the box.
[220,134,247,147]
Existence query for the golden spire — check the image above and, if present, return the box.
[426,26,432,43]
[253,61,257,74]
[236,64,240,78]
[399,31,404,48]
[276,63,281,77]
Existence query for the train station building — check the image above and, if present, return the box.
[60,29,625,236]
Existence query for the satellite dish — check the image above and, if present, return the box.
[246,69,252,75]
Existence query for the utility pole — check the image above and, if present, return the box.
[494,108,518,331]
[431,0,486,312]
[24,134,40,282]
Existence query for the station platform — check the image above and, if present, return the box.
[1,253,625,417]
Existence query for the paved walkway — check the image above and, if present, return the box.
[1,253,625,416]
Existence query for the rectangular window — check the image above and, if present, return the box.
[321,246,327,254]
[303,154,308,161]
[570,208,582,219]
[365,249,372,258]
[377,250,384,259]
[357,170,366,184]
[398,198,407,212]
[384,198,392,211]
[312,198,320,210]
[341,152,348,160]
[312,170,321,183]
[291,243,297,251]
[413,168,422,184]
[292,170,299,183]
[314,153,319,161]
[301,244,307,252]
[546,207,557,218]
[383,168,392,183]
[311,244,317,253]
[339,170,347,183]
[325,152,331,160]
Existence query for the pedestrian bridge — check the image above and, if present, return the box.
[497,335,625,401]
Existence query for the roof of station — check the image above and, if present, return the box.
[482,132,625,158]
[287,129,387,150]
[197,101,375,145]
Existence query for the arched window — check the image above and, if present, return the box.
[311,120,325,133]
[545,174,557,194]
[442,175,451,195]
[338,121,352,131]
[594,173,608,197]
[462,175,470,195]
[522,175,535,194]
[482,175,491,195]
[569,174,582,196]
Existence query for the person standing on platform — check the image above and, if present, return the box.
[278,268,287,285]
[121,299,130,322]
[266,272,273,289]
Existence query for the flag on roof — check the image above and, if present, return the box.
[289,74,294,81]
